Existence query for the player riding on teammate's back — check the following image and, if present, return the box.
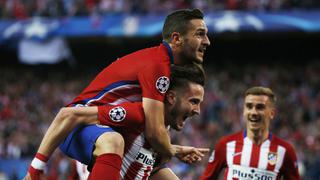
[24,8,210,180]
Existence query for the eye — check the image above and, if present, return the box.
[256,104,266,110]
[190,99,200,105]
[195,30,206,37]
[245,103,253,109]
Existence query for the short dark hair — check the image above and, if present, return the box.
[162,9,204,42]
[245,86,277,106]
[169,64,205,91]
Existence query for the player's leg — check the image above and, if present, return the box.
[25,107,99,180]
[88,131,124,180]
[59,124,124,180]
[25,102,144,180]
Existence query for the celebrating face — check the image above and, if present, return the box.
[166,82,204,131]
[180,19,210,64]
[243,95,275,133]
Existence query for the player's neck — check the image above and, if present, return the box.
[247,129,269,145]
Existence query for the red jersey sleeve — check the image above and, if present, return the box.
[280,144,301,180]
[200,139,227,180]
[98,102,145,130]
[137,62,171,102]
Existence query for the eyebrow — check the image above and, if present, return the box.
[196,28,207,32]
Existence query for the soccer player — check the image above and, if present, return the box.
[24,8,210,180]
[200,86,301,180]
[65,64,208,179]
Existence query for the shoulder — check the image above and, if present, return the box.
[272,135,295,150]
[129,44,169,61]
[271,135,297,156]
[220,131,243,142]
[218,131,243,146]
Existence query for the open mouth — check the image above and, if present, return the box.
[249,117,261,123]
[177,115,190,129]
[199,47,206,53]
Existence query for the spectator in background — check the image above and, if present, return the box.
[1,0,320,19]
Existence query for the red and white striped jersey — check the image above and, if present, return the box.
[76,102,156,180]
[120,132,156,180]
[76,131,155,180]
[100,102,156,179]
[201,131,300,180]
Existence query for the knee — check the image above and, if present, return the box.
[94,132,124,157]
[58,107,77,121]
[58,107,99,125]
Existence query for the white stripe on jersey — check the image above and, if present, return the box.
[86,84,141,105]
[226,141,236,180]
[109,95,142,105]
[121,134,144,179]
[274,145,286,173]
[241,137,252,167]
[226,141,236,165]
[258,140,271,169]
[121,133,155,180]
[224,137,288,179]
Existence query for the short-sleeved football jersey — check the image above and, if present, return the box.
[68,42,173,107]
[201,131,300,180]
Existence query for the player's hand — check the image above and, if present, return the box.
[173,145,209,164]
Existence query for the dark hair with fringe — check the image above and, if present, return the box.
[162,9,204,42]
[245,86,277,106]
[169,64,205,91]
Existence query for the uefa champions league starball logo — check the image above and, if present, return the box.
[156,76,170,93]
[109,106,126,122]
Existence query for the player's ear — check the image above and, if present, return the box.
[171,32,182,46]
[166,90,176,105]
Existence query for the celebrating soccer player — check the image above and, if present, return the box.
[24,8,210,180]
[201,86,301,180]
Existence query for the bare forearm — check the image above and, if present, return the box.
[146,126,175,157]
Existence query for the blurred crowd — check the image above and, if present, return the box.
[0,0,320,19]
[0,61,320,179]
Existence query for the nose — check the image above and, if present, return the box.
[203,35,210,47]
[192,105,201,115]
[249,107,258,115]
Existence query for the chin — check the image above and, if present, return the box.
[249,127,261,132]
[195,57,203,64]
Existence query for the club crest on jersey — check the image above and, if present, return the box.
[268,152,277,165]
[156,76,170,93]
[109,106,126,122]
